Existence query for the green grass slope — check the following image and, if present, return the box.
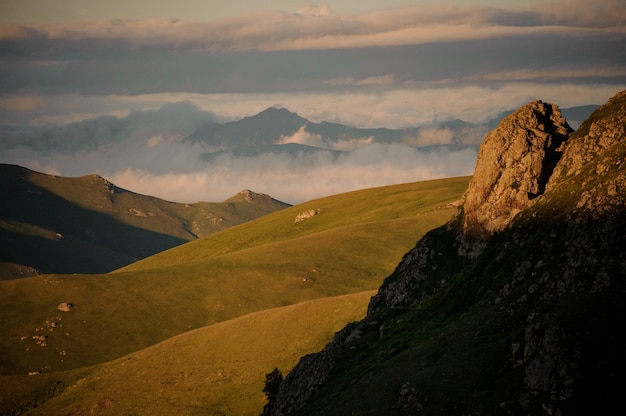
[121,176,470,273]
[0,177,468,379]
[4,291,374,416]
[0,164,290,278]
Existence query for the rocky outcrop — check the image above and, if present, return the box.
[262,322,360,416]
[57,302,73,312]
[460,100,571,250]
[294,208,321,223]
[548,90,626,186]
[262,91,626,415]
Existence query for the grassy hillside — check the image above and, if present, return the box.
[0,176,469,374]
[0,174,468,374]
[4,291,374,416]
[0,164,289,278]
[0,176,469,414]
[121,176,469,272]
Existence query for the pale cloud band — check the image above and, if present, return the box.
[2,83,624,128]
[1,1,624,52]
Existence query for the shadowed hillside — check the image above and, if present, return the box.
[0,164,290,279]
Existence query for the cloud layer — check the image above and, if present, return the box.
[2,131,477,204]
[107,144,479,204]
[2,1,624,52]
[0,102,479,204]
[0,1,624,204]
[1,1,624,128]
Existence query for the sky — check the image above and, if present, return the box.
[0,0,625,203]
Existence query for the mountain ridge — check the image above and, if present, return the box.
[0,163,290,279]
[261,91,626,415]
[0,103,598,156]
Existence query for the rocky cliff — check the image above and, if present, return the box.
[262,90,626,415]
[459,100,571,255]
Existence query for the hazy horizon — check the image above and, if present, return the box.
[1,0,624,203]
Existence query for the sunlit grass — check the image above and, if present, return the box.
[0,176,470,414]
[13,291,375,416]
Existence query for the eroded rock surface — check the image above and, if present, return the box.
[461,100,571,245]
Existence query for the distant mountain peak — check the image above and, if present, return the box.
[252,106,307,122]
[224,189,291,206]
[236,189,263,202]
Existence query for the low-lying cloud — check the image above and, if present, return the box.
[104,143,478,204]
[278,126,375,151]
[278,126,326,149]
[1,135,477,205]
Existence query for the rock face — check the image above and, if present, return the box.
[461,100,571,245]
[262,91,626,415]
[550,91,626,179]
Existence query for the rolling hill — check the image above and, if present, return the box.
[6,291,375,416]
[0,164,290,279]
[0,175,470,415]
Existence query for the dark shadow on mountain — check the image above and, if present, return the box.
[264,209,626,415]
[1,175,187,278]
[529,104,572,199]
[0,228,137,278]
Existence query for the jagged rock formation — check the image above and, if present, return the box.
[460,100,571,254]
[548,90,626,185]
[262,91,626,415]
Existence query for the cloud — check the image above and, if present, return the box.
[298,3,333,17]
[2,1,623,54]
[0,117,477,205]
[404,128,455,146]
[325,74,396,87]
[103,143,478,204]
[0,96,43,112]
[331,137,375,151]
[1,3,623,105]
[278,126,326,148]
[3,82,623,130]
[532,0,626,27]
[467,66,626,82]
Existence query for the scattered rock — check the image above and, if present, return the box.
[395,382,424,412]
[294,209,321,223]
[33,335,48,347]
[128,208,148,217]
[57,302,73,312]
